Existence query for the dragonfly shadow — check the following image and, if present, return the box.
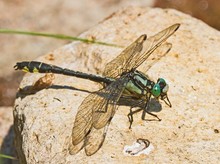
[96,91,162,113]
[16,84,92,100]
[118,96,162,113]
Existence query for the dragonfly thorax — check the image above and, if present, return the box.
[124,70,169,101]
[124,70,155,98]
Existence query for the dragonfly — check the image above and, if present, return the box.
[14,23,180,156]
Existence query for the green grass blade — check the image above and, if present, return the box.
[0,153,17,160]
[0,29,123,48]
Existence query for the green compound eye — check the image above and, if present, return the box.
[152,84,161,97]
[157,78,169,93]
[158,78,166,84]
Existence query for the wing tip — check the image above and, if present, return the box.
[172,23,181,31]
[69,142,84,155]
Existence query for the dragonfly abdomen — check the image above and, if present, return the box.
[14,61,114,84]
[14,61,61,73]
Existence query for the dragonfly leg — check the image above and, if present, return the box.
[127,107,143,129]
[142,110,161,121]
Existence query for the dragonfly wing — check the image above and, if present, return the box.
[71,93,100,146]
[71,75,129,155]
[70,120,111,156]
[69,138,84,155]
[103,35,147,78]
[92,75,130,129]
[84,120,111,156]
[140,42,172,72]
[131,23,180,70]
[70,92,109,155]
[103,24,180,78]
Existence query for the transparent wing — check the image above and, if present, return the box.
[140,42,172,72]
[84,120,111,156]
[84,76,129,155]
[132,24,179,70]
[71,93,97,146]
[69,138,84,155]
[103,24,180,78]
[103,35,147,78]
[71,75,129,154]
[92,75,129,129]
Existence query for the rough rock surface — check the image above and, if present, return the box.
[14,7,220,163]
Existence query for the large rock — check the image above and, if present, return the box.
[14,7,220,163]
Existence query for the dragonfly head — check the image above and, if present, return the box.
[151,78,172,107]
